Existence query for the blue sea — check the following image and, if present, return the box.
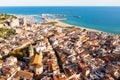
[0,6,120,34]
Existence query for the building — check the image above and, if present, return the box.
[10,19,20,27]
[13,70,33,80]
[29,52,43,75]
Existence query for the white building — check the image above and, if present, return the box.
[10,19,20,27]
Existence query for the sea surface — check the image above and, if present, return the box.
[0,6,120,34]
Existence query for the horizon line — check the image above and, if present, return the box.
[0,6,120,7]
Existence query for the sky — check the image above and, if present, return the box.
[0,0,120,6]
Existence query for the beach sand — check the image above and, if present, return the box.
[54,20,101,32]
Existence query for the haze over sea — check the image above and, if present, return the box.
[0,6,120,34]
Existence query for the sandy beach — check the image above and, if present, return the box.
[54,20,101,32]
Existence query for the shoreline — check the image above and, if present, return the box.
[14,14,102,33]
[55,20,103,33]
[14,14,105,33]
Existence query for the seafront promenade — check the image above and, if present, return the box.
[0,14,120,80]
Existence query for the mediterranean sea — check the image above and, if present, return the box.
[0,6,120,34]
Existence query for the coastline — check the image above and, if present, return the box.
[14,14,104,33]
[55,20,103,33]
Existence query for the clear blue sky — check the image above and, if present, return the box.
[0,0,120,6]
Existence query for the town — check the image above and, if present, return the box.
[0,14,120,80]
